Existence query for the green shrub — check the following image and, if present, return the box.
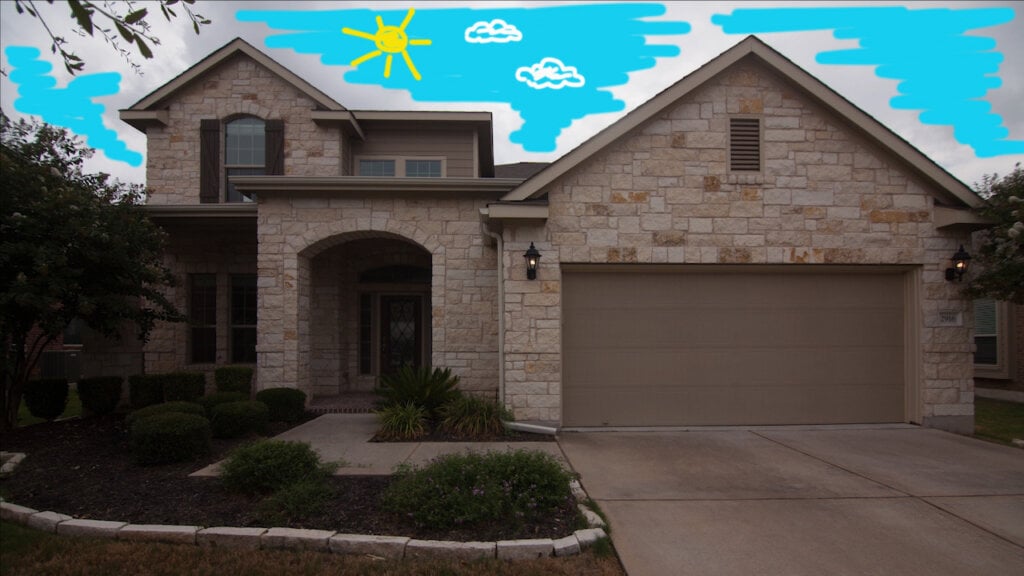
[375,402,428,440]
[128,374,163,409]
[210,401,270,439]
[129,412,211,465]
[256,476,336,525]
[220,440,327,495]
[215,366,254,395]
[439,394,513,439]
[76,376,123,416]
[254,388,307,423]
[126,401,206,429]
[23,379,69,421]
[198,392,248,417]
[161,372,207,402]
[382,450,574,530]
[374,366,461,417]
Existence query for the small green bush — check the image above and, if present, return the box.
[256,476,336,525]
[214,366,254,395]
[161,372,207,402]
[382,450,574,530]
[210,400,270,438]
[220,440,326,495]
[374,366,461,418]
[128,374,163,409]
[129,412,211,465]
[254,388,307,423]
[126,401,206,429]
[76,376,123,416]
[198,392,248,417]
[375,402,428,440]
[24,379,69,421]
[439,394,513,439]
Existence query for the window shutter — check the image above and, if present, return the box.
[200,119,220,203]
[265,119,284,175]
[730,118,760,172]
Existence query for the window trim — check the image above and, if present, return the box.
[728,116,762,173]
[355,155,446,177]
[974,298,1012,379]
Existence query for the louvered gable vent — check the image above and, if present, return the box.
[730,117,761,171]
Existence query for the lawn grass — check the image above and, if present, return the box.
[17,389,82,427]
[973,397,1024,446]
[0,521,624,576]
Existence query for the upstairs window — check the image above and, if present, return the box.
[359,159,396,177]
[356,156,445,177]
[405,159,442,177]
[729,117,761,172]
[225,117,265,202]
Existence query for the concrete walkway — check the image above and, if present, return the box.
[193,414,564,477]
[559,426,1024,576]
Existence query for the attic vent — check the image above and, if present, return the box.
[730,117,761,172]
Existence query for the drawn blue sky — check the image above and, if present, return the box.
[5,45,142,166]
[712,6,1023,158]
[237,4,690,152]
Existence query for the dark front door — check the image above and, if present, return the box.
[380,295,422,374]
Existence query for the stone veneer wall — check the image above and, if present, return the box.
[144,54,342,206]
[256,194,499,399]
[502,62,975,431]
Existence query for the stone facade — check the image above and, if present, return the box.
[501,62,974,428]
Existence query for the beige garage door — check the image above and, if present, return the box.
[562,267,907,427]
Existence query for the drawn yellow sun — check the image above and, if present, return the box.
[342,9,432,81]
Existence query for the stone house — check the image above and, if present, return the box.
[117,36,989,434]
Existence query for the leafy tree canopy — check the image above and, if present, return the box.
[12,0,210,75]
[966,164,1024,304]
[0,111,181,429]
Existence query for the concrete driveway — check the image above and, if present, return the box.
[558,426,1024,576]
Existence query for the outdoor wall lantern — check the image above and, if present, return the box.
[524,242,542,280]
[944,245,971,282]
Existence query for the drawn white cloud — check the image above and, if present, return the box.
[514,57,586,90]
[465,19,523,43]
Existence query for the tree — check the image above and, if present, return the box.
[12,0,211,76]
[0,112,182,430]
[965,164,1024,304]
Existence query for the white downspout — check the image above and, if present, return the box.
[480,217,505,409]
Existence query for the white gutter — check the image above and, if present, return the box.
[480,218,505,410]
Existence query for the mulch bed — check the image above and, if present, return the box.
[0,415,579,542]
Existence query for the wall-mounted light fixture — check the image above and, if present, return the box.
[524,242,541,280]
[944,245,971,282]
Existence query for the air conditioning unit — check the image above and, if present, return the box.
[39,350,81,381]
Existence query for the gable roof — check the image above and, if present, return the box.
[120,37,346,130]
[501,36,981,209]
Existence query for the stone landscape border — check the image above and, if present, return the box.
[0,479,610,562]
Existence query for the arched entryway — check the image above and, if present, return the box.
[303,234,432,398]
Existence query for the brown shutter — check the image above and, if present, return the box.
[200,119,220,203]
[729,117,761,172]
[265,119,284,175]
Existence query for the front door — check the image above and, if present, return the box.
[380,295,422,374]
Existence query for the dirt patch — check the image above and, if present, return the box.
[0,415,579,542]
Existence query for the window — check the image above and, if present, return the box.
[973,298,1014,380]
[190,274,217,363]
[200,118,283,203]
[225,118,265,202]
[729,117,761,172]
[405,159,442,177]
[358,159,395,177]
[356,156,445,177]
[231,275,258,363]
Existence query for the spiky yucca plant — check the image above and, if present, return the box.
[374,365,461,418]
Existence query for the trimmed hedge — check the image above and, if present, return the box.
[198,392,248,417]
[24,378,69,421]
[220,440,324,494]
[129,412,211,465]
[126,401,206,429]
[215,366,254,395]
[255,388,307,423]
[128,372,207,409]
[210,400,270,438]
[77,376,123,416]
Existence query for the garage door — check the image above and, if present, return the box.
[562,267,906,427]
